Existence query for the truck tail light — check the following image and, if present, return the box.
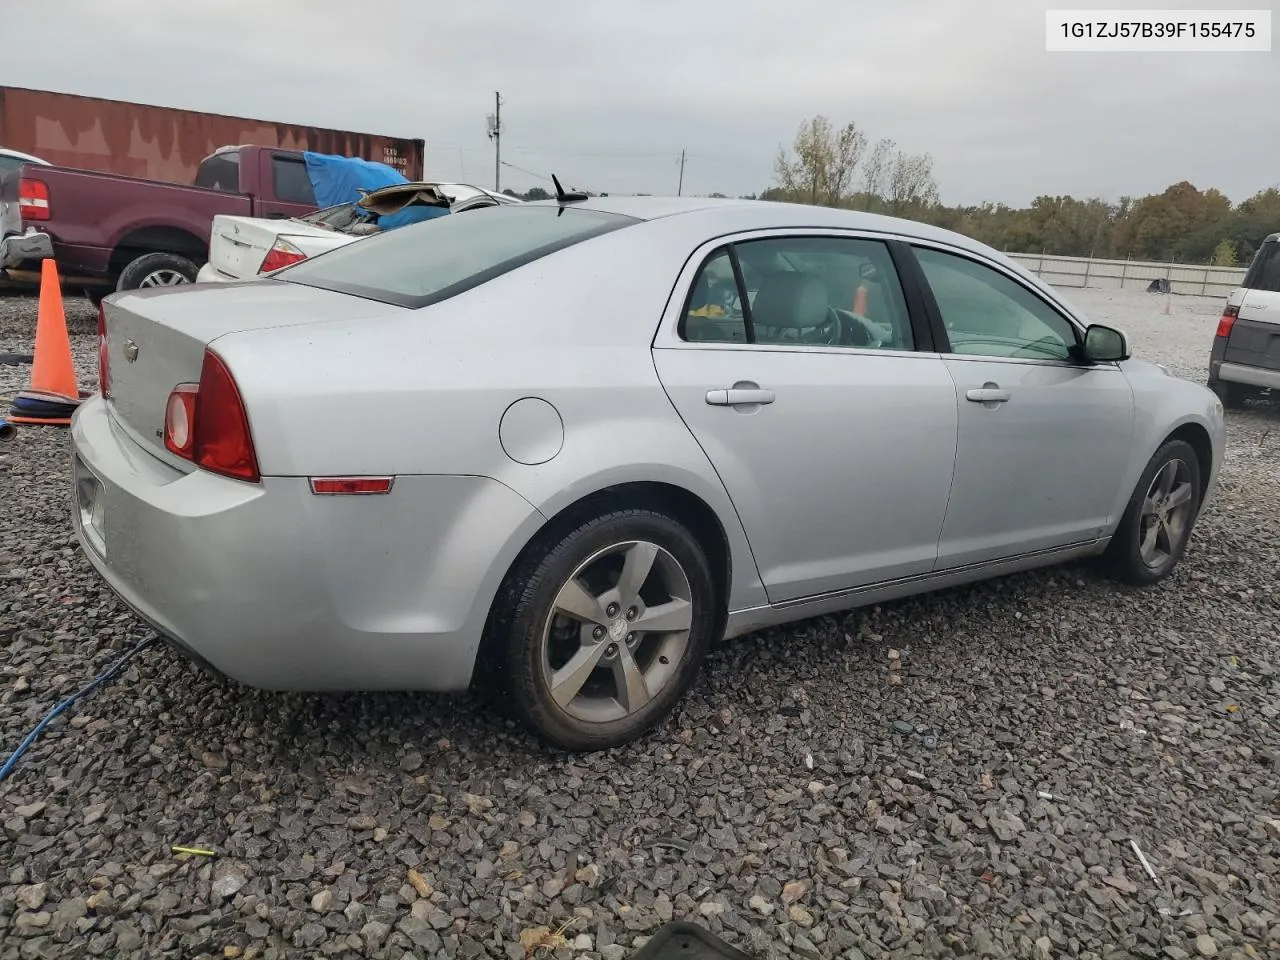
[162,349,260,483]
[259,238,307,274]
[97,303,110,398]
[18,178,50,221]
[1215,304,1238,339]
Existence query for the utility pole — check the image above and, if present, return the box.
[487,92,502,192]
[677,149,685,197]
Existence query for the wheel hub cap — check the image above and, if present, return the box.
[1139,458,1194,570]
[540,539,694,725]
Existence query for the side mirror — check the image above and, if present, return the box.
[1083,324,1129,363]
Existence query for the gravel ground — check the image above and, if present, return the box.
[1,286,1278,960]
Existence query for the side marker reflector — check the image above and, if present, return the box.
[310,477,394,495]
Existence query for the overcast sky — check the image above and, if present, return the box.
[4,0,1278,206]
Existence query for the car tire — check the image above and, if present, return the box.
[1103,439,1203,586]
[1208,378,1252,410]
[486,508,718,752]
[115,252,200,292]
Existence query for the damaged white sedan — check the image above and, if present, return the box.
[195,181,518,282]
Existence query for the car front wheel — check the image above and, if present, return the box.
[1104,439,1203,585]
[489,509,717,751]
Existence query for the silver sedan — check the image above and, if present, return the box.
[71,196,1226,750]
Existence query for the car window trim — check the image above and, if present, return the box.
[902,239,1106,368]
[667,228,938,357]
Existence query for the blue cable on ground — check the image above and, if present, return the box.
[0,637,157,783]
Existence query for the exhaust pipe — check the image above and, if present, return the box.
[0,419,16,442]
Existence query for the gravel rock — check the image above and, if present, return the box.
[2,287,1280,959]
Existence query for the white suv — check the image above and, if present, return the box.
[1208,233,1280,408]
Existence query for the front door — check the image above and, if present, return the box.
[910,244,1135,569]
[653,234,959,604]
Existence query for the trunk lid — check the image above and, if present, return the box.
[207,214,347,280]
[102,281,402,459]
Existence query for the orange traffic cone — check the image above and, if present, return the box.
[853,284,868,316]
[8,258,83,427]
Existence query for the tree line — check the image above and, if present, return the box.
[762,115,1279,266]
[499,114,1280,266]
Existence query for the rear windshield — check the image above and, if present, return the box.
[1243,239,1280,294]
[276,204,639,307]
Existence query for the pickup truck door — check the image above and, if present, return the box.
[253,151,319,220]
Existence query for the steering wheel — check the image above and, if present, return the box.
[820,306,880,348]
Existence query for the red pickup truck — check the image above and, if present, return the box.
[0,145,331,301]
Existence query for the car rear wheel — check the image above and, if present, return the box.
[489,509,717,751]
[1103,439,1202,585]
[1208,378,1253,410]
[116,252,200,292]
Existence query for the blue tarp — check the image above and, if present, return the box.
[302,152,408,210]
[376,205,451,231]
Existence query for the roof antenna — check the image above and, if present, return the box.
[552,174,588,204]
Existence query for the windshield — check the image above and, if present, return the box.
[276,204,639,308]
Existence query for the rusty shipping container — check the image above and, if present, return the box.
[0,86,425,183]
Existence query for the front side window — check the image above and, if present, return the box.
[278,204,638,308]
[914,246,1078,361]
[681,235,915,351]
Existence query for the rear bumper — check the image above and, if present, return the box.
[1215,360,1280,390]
[0,227,53,268]
[69,396,546,692]
[195,262,240,283]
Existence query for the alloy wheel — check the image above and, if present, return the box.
[138,269,190,288]
[540,540,694,724]
[1139,458,1195,569]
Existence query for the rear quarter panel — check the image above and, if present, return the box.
[210,215,770,611]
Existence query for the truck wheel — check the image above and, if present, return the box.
[116,252,200,292]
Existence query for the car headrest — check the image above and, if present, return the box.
[751,271,829,329]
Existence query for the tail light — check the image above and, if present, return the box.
[18,178,50,221]
[258,238,307,274]
[97,303,110,398]
[162,349,260,483]
[1215,304,1238,339]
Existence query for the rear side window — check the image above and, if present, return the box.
[195,151,241,192]
[1243,240,1280,294]
[272,155,316,205]
[277,205,639,307]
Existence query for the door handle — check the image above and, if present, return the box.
[966,385,1010,404]
[706,387,775,406]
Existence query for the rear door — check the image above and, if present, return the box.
[652,231,959,604]
[254,152,319,220]
[1223,239,1280,372]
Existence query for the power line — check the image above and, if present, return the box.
[500,160,555,184]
